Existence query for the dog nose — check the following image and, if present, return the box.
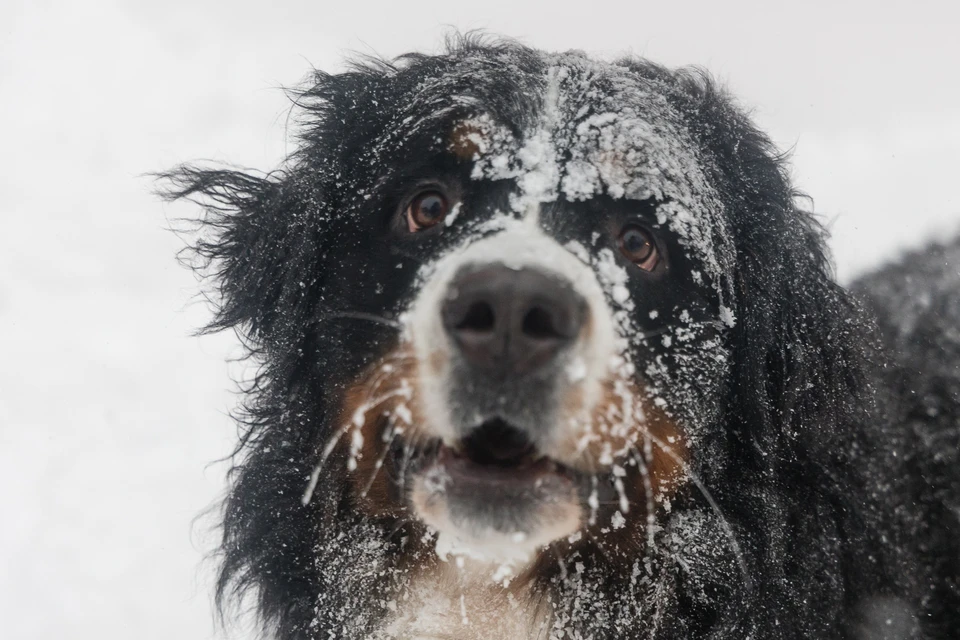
[441,265,586,375]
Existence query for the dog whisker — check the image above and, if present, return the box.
[301,421,352,506]
[365,360,412,396]
[587,474,600,526]
[394,442,412,494]
[360,418,401,498]
[548,546,570,583]
[647,433,753,594]
[628,440,658,552]
[302,385,412,505]
[322,310,404,330]
[384,517,414,545]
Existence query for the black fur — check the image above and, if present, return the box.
[161,35,960,639]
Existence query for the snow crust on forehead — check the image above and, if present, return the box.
[462,54,735,310]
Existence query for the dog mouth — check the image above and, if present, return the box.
[407,417,583,556]
[434,418,571,487]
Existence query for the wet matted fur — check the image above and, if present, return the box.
[161,36,960,639]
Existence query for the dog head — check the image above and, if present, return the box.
[164,36,865,638]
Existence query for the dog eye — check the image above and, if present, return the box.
[618,225,660,271]
[406,191,450,232]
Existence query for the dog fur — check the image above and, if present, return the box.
[162,36,960,639]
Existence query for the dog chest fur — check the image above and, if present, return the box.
[383,563,549,640]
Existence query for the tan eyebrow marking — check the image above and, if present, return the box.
[449,121,488,160]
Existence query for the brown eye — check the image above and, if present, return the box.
[406,191,449,231]
[618,224,660,271]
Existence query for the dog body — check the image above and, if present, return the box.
[165,38,960,639]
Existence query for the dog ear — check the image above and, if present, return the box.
[733,144,867,449]
[729,198,867,441]
[158,167,327,352]
[158,166,342,637]
[157,67,404,352]
[665,73,895,620]
[669,70,870,442]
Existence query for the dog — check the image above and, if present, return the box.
[162,36,960,639]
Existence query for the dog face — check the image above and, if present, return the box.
[300,54,740,570]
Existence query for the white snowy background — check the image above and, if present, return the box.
[2,1,958,638]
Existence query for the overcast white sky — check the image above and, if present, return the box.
[2,1,958,638]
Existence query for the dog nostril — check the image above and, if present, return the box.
[522,306,560,339]
[457,300,496,332]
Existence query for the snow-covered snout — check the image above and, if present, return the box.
[405,226,617,561]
